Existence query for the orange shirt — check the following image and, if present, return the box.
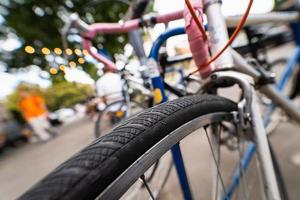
[19,95,48,120]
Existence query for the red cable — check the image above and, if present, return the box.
[184,0,207,41]
[185,0,254,74]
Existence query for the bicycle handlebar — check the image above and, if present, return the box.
[62,2,294,78]
[75,3,210,77]
[63,10,184,71]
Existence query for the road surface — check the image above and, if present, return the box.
[1,44,300,199]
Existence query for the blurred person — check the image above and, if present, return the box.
[95,67,124,111]
[18,89,52,142]
[85,67,126,126]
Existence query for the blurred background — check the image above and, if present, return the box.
[0,0,299,199]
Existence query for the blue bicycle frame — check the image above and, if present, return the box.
[148,26,251,200]
[226,22,300,200]
[264,22,300,125]
[148,27,193,200]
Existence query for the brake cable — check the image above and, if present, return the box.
[185,0,254,75]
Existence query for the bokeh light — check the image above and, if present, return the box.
[59,64,65,71]
[65,48,73,55]
[49,67,58,75]
[69,61,76,68]
[74,48,82,56]
[41,47,50,55]
[24,46,35,54]
[82,49,89,56]
[54,48,62,55]
[78,58,85,64]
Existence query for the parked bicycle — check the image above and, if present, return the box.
[20,0,300,199]
[93,66,153,138]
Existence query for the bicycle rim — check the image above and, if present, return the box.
[99,112,267,200]
[20,96,284,200]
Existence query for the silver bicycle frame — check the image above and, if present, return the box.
[232,49,300,122]
[203,71,281,199]
[203,1,300,199]
[226,11,300,28]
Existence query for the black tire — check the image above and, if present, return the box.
[19,95,285,200]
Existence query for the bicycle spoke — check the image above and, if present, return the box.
[204,125,228,199]
[140,174,155,200]
[159,158,173,192]
[237,138,250,200]
[214,124,222,200]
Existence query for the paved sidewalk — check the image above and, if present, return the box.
[0,116,299,199]
[0,118,95,200]
[1,43,300,200]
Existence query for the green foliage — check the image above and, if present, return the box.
[5,90,24,124]
[5,82,94,123]
[82,63,99,81]
[51,71,68,84]
[0,0,131,78]
[44,81,94,111]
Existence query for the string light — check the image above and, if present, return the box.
[49,67,58,75]
[82,49,89,56]
[69,61,76,68]
[65,48,73,55]
[41,47,50,55]
[59,64,65,71]
[74,48,82,56]
[78,58,85,64]
[54,48,62,55]
[24,46,35,54]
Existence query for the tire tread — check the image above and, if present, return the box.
[19,95,237,200]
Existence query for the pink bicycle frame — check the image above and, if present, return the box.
[80,6,212,77]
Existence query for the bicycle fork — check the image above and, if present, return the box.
[250,85,281,200]
[203,71,281,200]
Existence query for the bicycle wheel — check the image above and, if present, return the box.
[95,100,145,138]
[20,95,285,200]
[95,99,168,196]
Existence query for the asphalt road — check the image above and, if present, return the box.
[0,116,299,200]
[1,44,300,200]
[0,118,95,200]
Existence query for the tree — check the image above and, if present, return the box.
[0,0,131,80]
[44,81,94,111]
